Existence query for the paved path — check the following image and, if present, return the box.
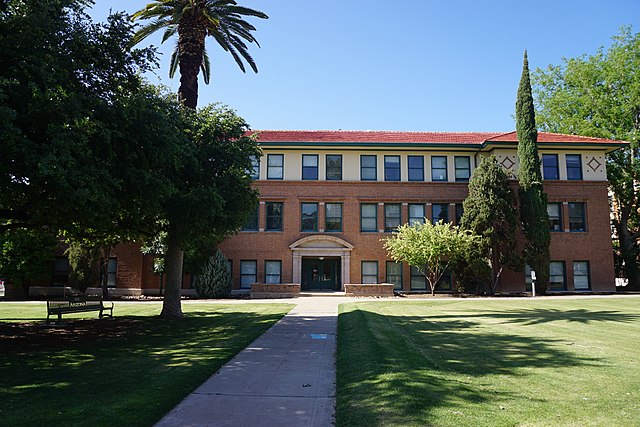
[156,297,354,427]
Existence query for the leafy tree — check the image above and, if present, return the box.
[383,221,480,296]
[461,156,520,294]
[532,27,640,290]
[0,229,58,297]
[516,51,550,293]
[194,250,232,298]
[131,0,268,108]
[65,240,101,293]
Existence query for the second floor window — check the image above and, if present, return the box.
[361,203,378,232]
[566,154,583,180]
[266,202,283,231]
[301,203,318,232]
[408,156,424,181]
[325,203,343,232]
[547,203,563,231]
[569,202,586,231]
[409,203,425,225]
[384,204,401,232]
[326,155,342,180]
[361,155,377,181]
[249,155,260,180]
[432,203,449,224]
[241,204,259,231]
[542,154,559,180]
[267,154,284,180]
[431,156,448,181]
[302,154,318,180]
[384,155,401,181]
[455,156,471,182]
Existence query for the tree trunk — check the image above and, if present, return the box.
[161,230,184,319]
[177,15,206,109]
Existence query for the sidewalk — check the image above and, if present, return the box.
[156,297,352,427]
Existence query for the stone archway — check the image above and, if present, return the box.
[289,235,354,289]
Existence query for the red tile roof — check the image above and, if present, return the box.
[247,130,624,146]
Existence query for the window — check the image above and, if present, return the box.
[267,154,284,180]
[384,204,401,232]
[549,261,566,291]
[566,154,583,180]
[106,257,117,288]
[410,266,427,290]
[360,203,378,232]
[52,257,69,286]
[302,154,318,180]
[301,203,318,232]
[361,261,378,284]
[436,269,452,291]
[431,156,448,181]
[266,202,283,231]
[386,261,403,290]
[325,203,343,232]
[454,156,471,182]
[547,203,563,232]
[569,202,586,232]
[432,203,449,224]
[249,155,260,180]
[409,203,425,225]
[542,154,559,180]
[384,155,401,181]
[240,260,257,288]
[326,155,342,180]
[265,260,282,284]
[241,204,259,231]
[573,261,590,290]
[408,156,424,181]
[455,203,464,225]
[361,155,377,181]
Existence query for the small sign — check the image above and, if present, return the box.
[531,270,536,281]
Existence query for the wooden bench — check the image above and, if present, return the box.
[47,297,114,323]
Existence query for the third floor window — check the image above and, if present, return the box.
[326,155,343,180]
[361,155,377,181]
[384,156,401,181]
[431,156,448,181]
[302,154,318,180]
[542,154,559,180]
[267,154,284,180]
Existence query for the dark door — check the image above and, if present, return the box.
[301,258,339,290]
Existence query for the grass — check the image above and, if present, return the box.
[337,298,640,427]
[0,301,293,426]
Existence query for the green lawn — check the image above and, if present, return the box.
[337,298,640,427]
[0,302,293,426]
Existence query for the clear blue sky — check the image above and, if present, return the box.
[91,1,639,132]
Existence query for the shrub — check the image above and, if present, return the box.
[194,250,232,298]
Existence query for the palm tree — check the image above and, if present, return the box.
[132,0,268,108]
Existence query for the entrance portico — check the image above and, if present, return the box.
[289,235,353,290]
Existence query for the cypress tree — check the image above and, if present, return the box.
[516,51,551,293]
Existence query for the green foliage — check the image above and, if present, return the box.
[383,220,480,295]
[516,51,550,293]
[65,240,101,292]
[0,229,58,295]
[194,250,232,298]
[460,156,520,293]
[533,27,640,290]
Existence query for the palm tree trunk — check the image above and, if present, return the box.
[161,230,184,319]
[177,15,206,109]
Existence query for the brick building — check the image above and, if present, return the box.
[27,130,626,297]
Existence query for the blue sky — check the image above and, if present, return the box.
[91,1,639,132]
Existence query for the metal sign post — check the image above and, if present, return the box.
[531,270,536,297]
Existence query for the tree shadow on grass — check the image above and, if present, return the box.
[337,309,598,426]
[0,309,287,426]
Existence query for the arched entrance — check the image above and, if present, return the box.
[289,235,353,290]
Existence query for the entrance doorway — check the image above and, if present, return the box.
[301,257,340,291]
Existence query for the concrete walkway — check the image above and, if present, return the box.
[156,297,353,427]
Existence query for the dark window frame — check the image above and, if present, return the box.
[431,203,449,225]
[264,260,282,284]
[566,154,583,180]
[455,203,464,226]
[325,203,343,232]
[542,154,560,180]
[386,261,403,290]
[106,257,117,288]
[326,154,343,181]
[547,202,563,232]
[549,261,567,291]
[267,154,284,180]
[52,256,70,286]
[573,260,591,291]
[300,202,319,232]
[240,260,257,288]
[384,203,402,232]
[454,156,471,182]
[249,155,260,180]
[302,154,319,180]
[410,265,427,290]
[241,204,259,231]
[360,155,377,181]
[360,203,378,232]
[408,155,424,181]
[431,156,448,182]
[265,202,284,231]
[384,155,401,181]
[409,203,425,225]
[361,261,378,284]
[568,202,587,232]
